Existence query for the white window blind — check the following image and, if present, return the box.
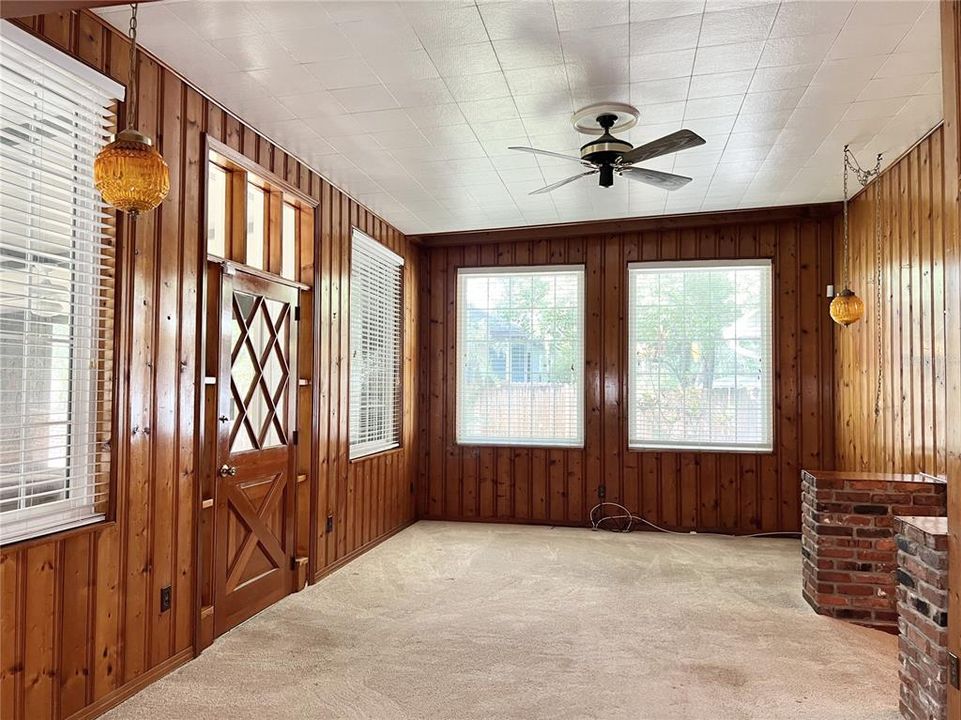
[457,266,584,447]
[628,260,773,453]
[0,22,122,544]
[349,229,403,459]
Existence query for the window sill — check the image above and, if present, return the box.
[349,445,404,464]
[628,446,775,455]
[0,517,116,552]
[457,442,585,450]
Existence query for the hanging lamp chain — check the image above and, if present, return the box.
[872,153,883,418]
[125,3,139,129]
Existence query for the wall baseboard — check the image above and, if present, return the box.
[66,647,194,720]
[312,519,415,584]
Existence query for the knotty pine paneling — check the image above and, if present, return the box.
[417,212,836,533]
[834,126,953,477]
[0,11,418,720]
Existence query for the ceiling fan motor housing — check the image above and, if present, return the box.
[580,114,631,187]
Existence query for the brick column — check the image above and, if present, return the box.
[801,470,947,631]
[896,516,950,720]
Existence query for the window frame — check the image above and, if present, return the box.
[0,20,125,546]
[348,228,405,461]
[626,258,775,454]
[204,137,311,283]
[455,264,586,449]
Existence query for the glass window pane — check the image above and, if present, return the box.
[207,162,227,257]
[246,182,265,270]
[627,261,773,452]
[456,266,585,448]
[281,202,296,280]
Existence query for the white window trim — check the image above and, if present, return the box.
[627,258,774,454]
[348,229,404,460]
[456,264,586,449]
[0,22,119,544]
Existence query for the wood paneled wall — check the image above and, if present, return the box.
[834,126,953,476]
[416,210,837,533]
[0,11,418,720]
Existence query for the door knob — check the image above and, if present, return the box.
[219,464,237,477]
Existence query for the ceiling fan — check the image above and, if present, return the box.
[509,103,706,195]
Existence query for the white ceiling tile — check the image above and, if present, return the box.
[337,19,423,54]
[688,70,753,99]
[758,33,837,68]
[513,91,575,118]
[211,33,298,71]
[630,1,705,23]
[693,41,764,74]
[630,49,696,81]
[567,56,630,87]
[493,37,565,70]
[429,43,502,77]
[748,63,819,92]
[561,25,630,59]
[403,4,489,49]
[630,77,691,105]
[303,56,379,90]
[168,1,265,40]
[630,14,703,54]
[699,4,778,46]
[276,25,356,64]
[846,0,928,28]
[406,104,468,129]
[739,87,806,114]
[445,72,512,102]
[876,50,942,78]
[329,85,401,113]
[684,94,743,119]
[99,0,946,234]
[247,64,319,98]
[479,1,557,40]
[826,22,910,60]
[504,65,570,96]
[768,1,853,39]
[459,97,520,124]
[383,77,455,108]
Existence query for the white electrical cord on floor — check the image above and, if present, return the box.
[588,502,801,539]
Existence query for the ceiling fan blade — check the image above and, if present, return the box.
[530,169,598,195]
[619,129,706,165]
[509,146,591,165]
[618,166,692,191]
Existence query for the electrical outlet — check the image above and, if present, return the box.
[160,585,171,613]
[597,484,606,499]
[326,515,334,533]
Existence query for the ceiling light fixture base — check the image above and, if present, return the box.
[571,102,639,136]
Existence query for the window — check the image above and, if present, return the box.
[0,23,122,544]
[281,202,296,280]
[206,162,227,256]
[349,229,403,459]
[628,260,773,452]
[205,145,307,282]
[456,266,584,447]
[245,181,265,269]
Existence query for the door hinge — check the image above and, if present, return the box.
[294,305,300,321]
[950,652,959,690]
[292,430,299,446]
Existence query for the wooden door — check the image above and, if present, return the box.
[213,266,298,636]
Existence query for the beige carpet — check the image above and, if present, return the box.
[105,521,899,720]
